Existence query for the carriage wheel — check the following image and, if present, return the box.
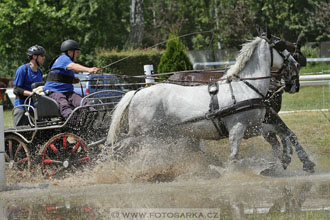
[4,134,31,174]
[41,133,90,178]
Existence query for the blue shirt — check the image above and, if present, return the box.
[13,64,43,107]
[44,54,74,93]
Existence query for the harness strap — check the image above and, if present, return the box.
[207,98,265,119]
[46,72,75,84]
[227,78,237,104]
[241,80,266,99]
[209,93,219,112]
[208,82,228,136]
[210,119,229,138]
[179,98,265,125]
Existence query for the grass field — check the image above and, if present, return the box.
[282,85,330,110]
[3,108,13,128]
[300,63,330,74]
[205,110,330,172]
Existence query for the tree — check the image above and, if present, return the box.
[252,0,318,42]
[306,1,330,42]
[125,0,145,49]
[0,0,130,76]
[158,33,192,73]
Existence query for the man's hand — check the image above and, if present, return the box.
[67,63,100,74]
[88,67,100,74]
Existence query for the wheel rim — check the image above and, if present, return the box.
[4,135,31,173]
[41,133,90,178]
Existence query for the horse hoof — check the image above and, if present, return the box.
[303,160,316,173]
[281,155,291,170]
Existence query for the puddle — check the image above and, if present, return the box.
[1,134,330,219]
[2,166,330,219]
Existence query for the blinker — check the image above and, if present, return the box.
[274,41,287,52]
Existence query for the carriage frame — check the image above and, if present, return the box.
[4,90,124,178]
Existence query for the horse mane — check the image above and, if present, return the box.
[225,37,263,77]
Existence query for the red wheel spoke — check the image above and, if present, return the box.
[63,136,67,150]
[5,135,31,172]
[50,144,58,153]
[43,159,54,164]
[79,157,90,162]
[8,140,13,159]
[15,143,23,157]
[72,142,81,153]
[42,133,89,178]
[17,157,28,163]
[45,206,56,212]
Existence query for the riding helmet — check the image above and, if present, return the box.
[60,39,80,52]
[27,45,46,57]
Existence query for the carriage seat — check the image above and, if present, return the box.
[31,93,62,119]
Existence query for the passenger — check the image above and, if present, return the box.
[13,45,46,126]
[44,39,100,119]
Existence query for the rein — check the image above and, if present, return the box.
[168,73,283,85]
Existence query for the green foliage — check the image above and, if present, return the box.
[0,0,329,79]
[0,0,130,77]
[97,49,163,82]
[157,33,192,74]
[301,45,320,68]
[301,45,319,58]
[217,0,256,49]
[251,0,318,43]
[306,1,330,42]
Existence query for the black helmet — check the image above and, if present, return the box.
[60,39,80,52]
[27,45,46,57]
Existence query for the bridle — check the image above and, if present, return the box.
[261,35,300,79]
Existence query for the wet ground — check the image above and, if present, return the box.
[1,170,330,219]
[1,141,330,220]
[1,115,330,220]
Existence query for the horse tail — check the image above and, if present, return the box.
[107,90,136,145]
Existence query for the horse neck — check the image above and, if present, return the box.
[236,40,271,96]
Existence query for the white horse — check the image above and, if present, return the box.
[107,36,298,163]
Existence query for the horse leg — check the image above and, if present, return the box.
[274,115,315,173]
[262,129,290,169]
[110,135,141,161]
[278,133,293,169]
[228,122,246,162]
[288,132,315,173]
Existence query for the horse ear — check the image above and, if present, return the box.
[296,33,303,50]
[266,26,271,39]
[256,26,263,36]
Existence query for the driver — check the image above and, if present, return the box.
[44,39,100,119]
[13,45,46,126]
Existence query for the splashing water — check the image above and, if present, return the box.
[94,135,280,184]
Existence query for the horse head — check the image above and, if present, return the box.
[264,32,302,94]
[283,34,307,93]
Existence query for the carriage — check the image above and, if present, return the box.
[4,89,125,178]
[4,32,314,179]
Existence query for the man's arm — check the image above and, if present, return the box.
[67,63,99,74]
[13,86,33,97]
